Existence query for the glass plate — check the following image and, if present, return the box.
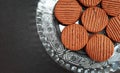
[36,0,120,73]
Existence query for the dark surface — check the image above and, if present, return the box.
[0,0,119,73]
[0,0,71,73]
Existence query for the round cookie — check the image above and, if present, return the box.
[79,0,101,7]
[86,34,114,62]
[54,1,82,25]
[81,7,108,33]
[102,0,120,16]
[61,24,88,51]
[106,14,120,42]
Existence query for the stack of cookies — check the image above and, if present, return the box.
[54,0,120,62]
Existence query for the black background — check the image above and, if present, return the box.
[0,0,119,73]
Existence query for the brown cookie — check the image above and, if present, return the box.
[102,0,120,16]
[106,14,120,42]
[61,24,88,51]
[86,34,114,62]
[81,7,108,33]
[54,1,82,25]
[79,0,101,7]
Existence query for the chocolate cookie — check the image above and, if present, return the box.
[81,7,108,33]
[79,0,101,7]
[106,14,120,42]
[102,0,120,16]
[86,34,114,62]
[54,1,82,25]
[61,24,88,51]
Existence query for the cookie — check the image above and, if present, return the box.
[102,0,120,16]
[79,0,101,7]
[106,14,120,42]
[86,34,114,62]
[54,1,82,25]
[61,24,88,51]
[81,7,108,33]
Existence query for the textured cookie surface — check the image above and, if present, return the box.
[86,34,114,62]
[102,0,120,16]
[54,1,82,25]
[61,24,88,51]
[81,7,108,33]
[79,0,101,7]
[106,15,120,42]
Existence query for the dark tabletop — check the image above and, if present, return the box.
[0,0,119,73]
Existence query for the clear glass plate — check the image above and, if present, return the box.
[36,0,120,73]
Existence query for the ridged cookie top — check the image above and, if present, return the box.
[86,34,114,62]
[81,7,108,33]
[102,0,120,16]
[61,24,88,51]
[106,14,120,42]
[79,0,101,7]
[54,1,82,25]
